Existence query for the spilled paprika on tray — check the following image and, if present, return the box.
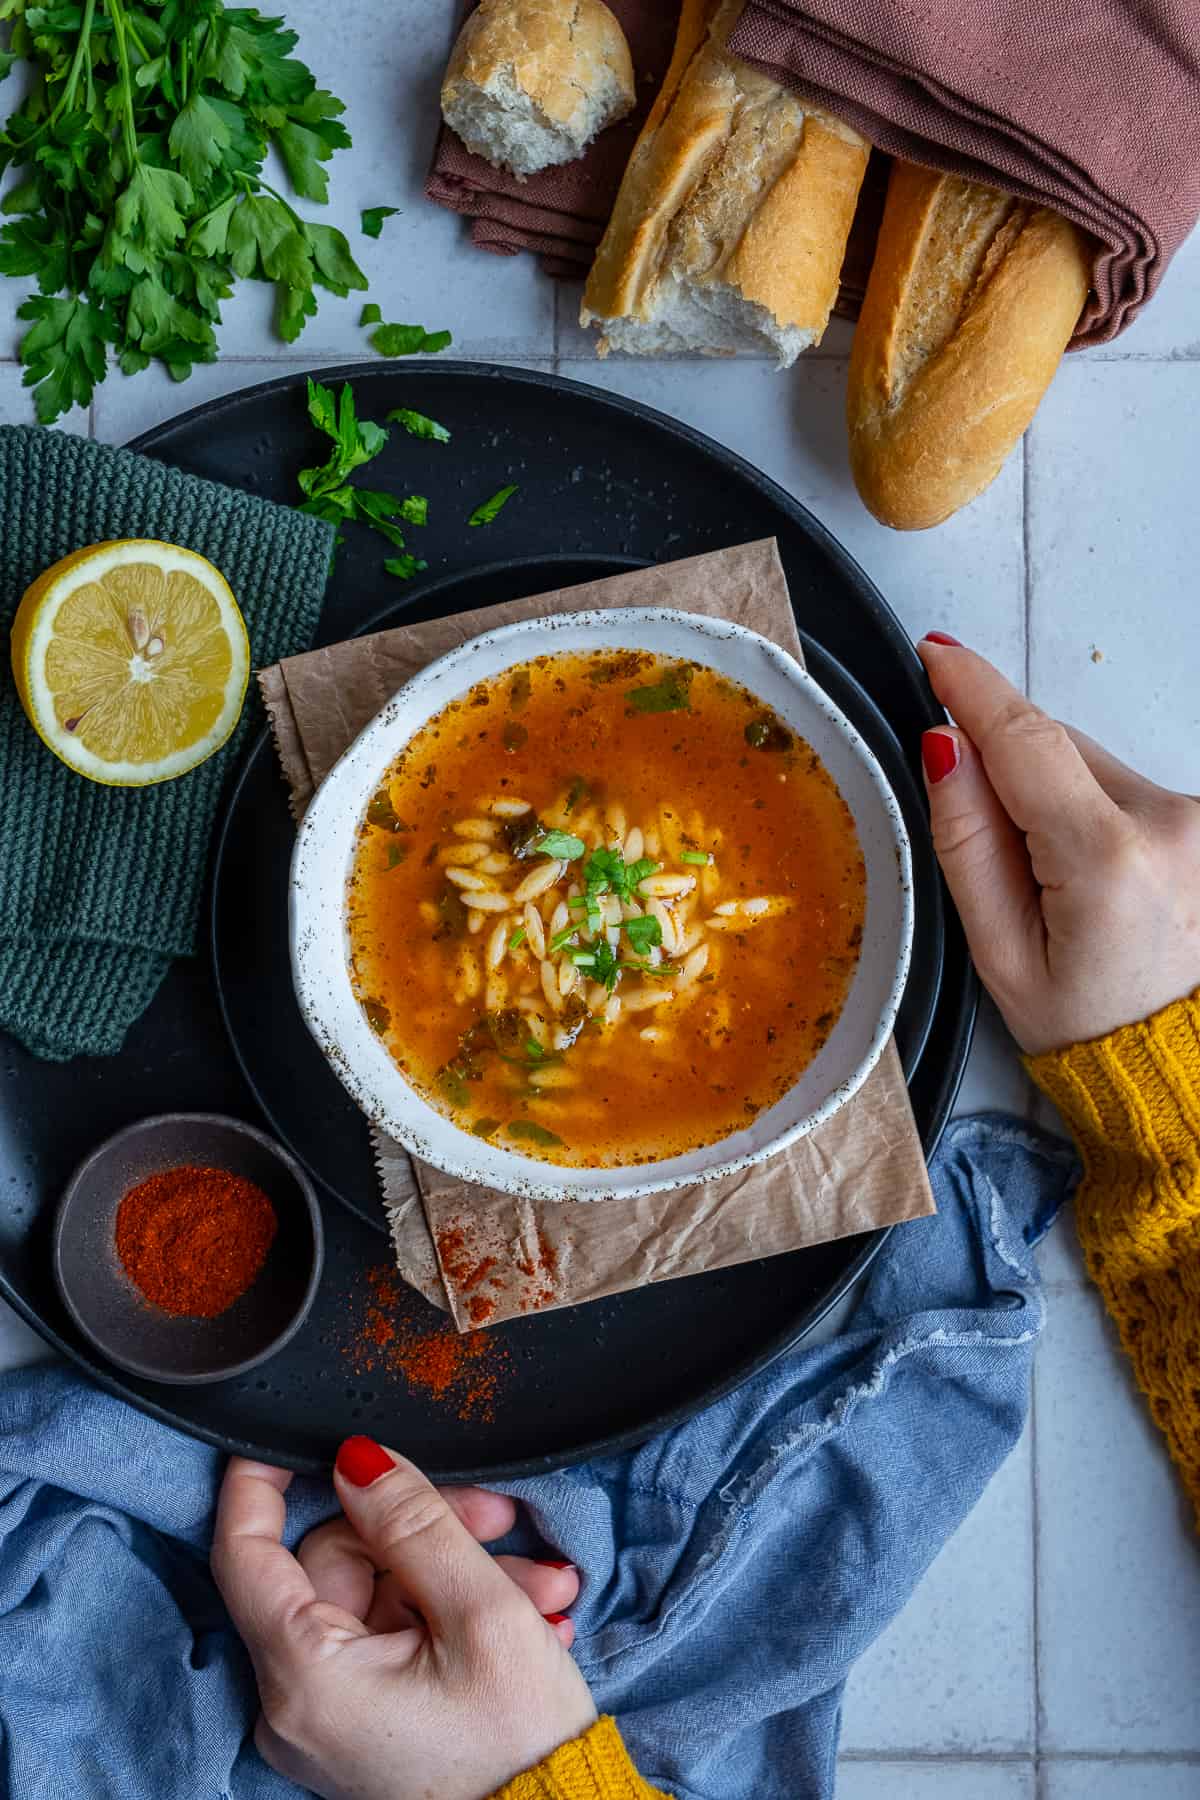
[115,1165,277,1319]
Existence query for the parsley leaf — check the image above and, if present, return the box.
[384,553,426,581]
[468,484,518,527]
[370,320,453,357]
[626,665,694,714]
[507,1120,564,1148]
[590,939,620,992]
[16,293,112,424]
[533,830,586,861]
[361,205,399,239]
[360,301,382,325]
[623,914,662,955]
[387,406,450,443]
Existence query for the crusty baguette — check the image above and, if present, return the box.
[581,0,870,362]
[442,0,635,179]
[847,163,1092,530]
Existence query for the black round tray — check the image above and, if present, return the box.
[0,363,976,1478]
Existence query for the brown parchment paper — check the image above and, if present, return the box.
[259,540,935,1329]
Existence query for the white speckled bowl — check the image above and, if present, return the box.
[290,609,913,1202]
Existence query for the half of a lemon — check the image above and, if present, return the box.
[11,539,250,786]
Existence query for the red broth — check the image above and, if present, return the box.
[347,649,865,1167]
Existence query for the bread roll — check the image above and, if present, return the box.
[441,0,635,180]
[581,0,870,363]
[847,163,1092,530]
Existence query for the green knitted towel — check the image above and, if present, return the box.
[0,424,333,1061]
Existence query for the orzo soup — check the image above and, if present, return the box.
[346,649,866,1167]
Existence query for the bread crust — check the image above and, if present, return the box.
[442,0,635,136]
[581,0,869,346]
[847,162,1091,530]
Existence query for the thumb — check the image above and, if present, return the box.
[333,1435,512,1642]
[921,726,1046,1001]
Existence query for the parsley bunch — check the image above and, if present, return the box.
[0,0,366,421]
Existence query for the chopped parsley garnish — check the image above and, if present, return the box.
[509,668,532,709]
[620,960,677,979]
[626,664,694,714]
[298,379,429,578]
[744,712,793,751]
[366,784,401,830]
[507,1120,564,1148]
[438,1065,471,1108]
[564,774,590,813]
[590,939,620,992]
[680,850,711,866]
[384,554,425,581]
[622,914,662,955]
[468,484,518,527]
[384,841,408,869]
[386,406,451,444]
[360,303,383,326]
[369,321,453,357]
[363,997,390,1035]
[508,927,526,950]
[472,1116,501,1139]
[534,830,586,861]
[503,721,528,752]
[361,206,399,239]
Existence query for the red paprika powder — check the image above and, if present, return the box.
[344,1265,508,1420]
[115,1165,277,1318]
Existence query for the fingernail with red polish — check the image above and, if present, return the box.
[335,1435,395,1488]
[537,1559,574,1571]
[922,631,963,647]
[922,730,960,785]
[544,1612,570,1625]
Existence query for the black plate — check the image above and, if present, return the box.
[214,556,946,1230]
[0,363,976,1478]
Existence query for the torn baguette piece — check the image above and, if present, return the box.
[580,0,870,363]
[441,0,635,180]
[847,162,1092,529]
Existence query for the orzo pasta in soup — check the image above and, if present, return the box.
[347,649,866,1167]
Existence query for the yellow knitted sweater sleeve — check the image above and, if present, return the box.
[489,1717,670,1800]
[1026,987,1200,1520]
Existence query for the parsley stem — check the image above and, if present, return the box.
[39,0,98,135]
[107,0,140,172]
[234,170,307,233]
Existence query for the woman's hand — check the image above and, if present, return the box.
[211,1438,595,1800]
[918,635,1200,1056]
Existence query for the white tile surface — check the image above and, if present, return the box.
[1036,1290,1200,1752]
[210,1,555,362]
[1027,361,1200,790]
[837,1761,1035,1800]
[558,356,1026,681]
[953,994,1031,1120]
[841,1434,1034,1754]
[1042,1762,1200,1800]
[0,0,1198,1776]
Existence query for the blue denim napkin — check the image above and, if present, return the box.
[0,1114,1078,1800]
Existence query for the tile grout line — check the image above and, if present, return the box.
[1030,1331,1043,1775]
[1021,431,1033,698]
[840,1749,1200,1765]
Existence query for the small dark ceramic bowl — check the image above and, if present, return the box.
[53,1113,324,1385]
